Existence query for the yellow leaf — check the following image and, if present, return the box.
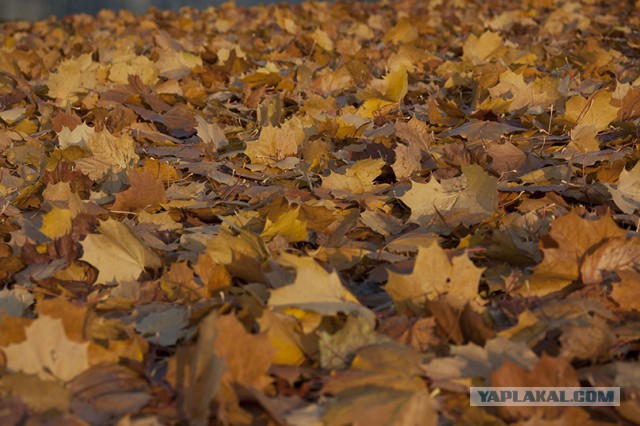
[386,240,484,313]
[261,207,308,243]
[75,129,139,181]
[311,28,334,51]
[463,30,503,64]
[47,53,99,103]
[269,253,374,322]
[383,65,408,102]
[356,98,396,118]
[80,218,162,284]
[321,158,385,196]
[108,54,158,85]
[2,315,89,381]
[41,207,73,239]
[244,117,304,165]
[258,310,305,365]
[563,91,619,131]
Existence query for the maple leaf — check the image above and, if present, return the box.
[462,30,503,64]
[491,354,581,421]
[40,207,73,239]
[400,164,497,232]
[319,315,388,369]
[580,237,640,285]
[268,253,374,322]
[80,218,161,284]
[0,373,70,413]
[321,158,386,197]
[562,91,620,154]
[108,54,158,85]
[112,169,167,212]
[606,162,640,214]
[394,116,432,152]
[244,117,304,165]
[155,49,202,79]
[609,270,640,311]
[213,314,275,390]
[526,210,626,296]
[257,309,306,366]
[261,206,308,243]
[563,91,619,131]
[47,53,100,103]
[2,315,89,381]
[319,344,438,426]
[488,70,559,113]
[195,114,228,150]
[386,240,484,313]
[75,129,139,181]
[56,122,94,149]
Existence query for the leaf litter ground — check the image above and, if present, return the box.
[1,0,640,424]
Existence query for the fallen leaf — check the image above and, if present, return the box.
[2,315,89,381]
[606,162,640,214]
[526,210,626,296]
[80,218,162,284]
[321,158,386,197]
[400,164,497,232]
[213,314,275,390]
[386,240,484,313]
[75,129,139,181]
[463,31,503,64]
[47,53,99,103]
[580,237,640,285]
[0,373,70,413]
[491,354,582,421]
[68,364,151,425]
[269,253,374,322]
[112,169,167,212]
[245,117,305,165]
[261,206,308,243]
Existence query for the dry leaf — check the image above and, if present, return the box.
[80,218,161,284]
[2,315,89,381]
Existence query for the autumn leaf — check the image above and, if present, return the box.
[75,129,139,181]
[580,237,640,285]
[526,210,626,296]
[195,114,228,150]
[488,70,559,113]
[47,53,99,103]
[463,30,503,64]
[606,162,640,214]
[40,207,73,239]
[269,253,374,322]
[108,54,158,85]
[80,218,162,284]
[491,354,582,421]
[400,164,498,232]
[321,158,386,197]
[112,169,167,212]
[56,122,94,149]
[320,344,438,426]
[244,117,305,165]
[386,240,484,313]
[261,206,308,243]
[2,315,89,381]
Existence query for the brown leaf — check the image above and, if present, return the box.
[386,240,484,314]
[526,210,626,296]
[68,364,151,425]
[491,355,581,420]
[112,169,167,212]
[580,237,640,285]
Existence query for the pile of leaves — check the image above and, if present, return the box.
[1,0,640,424]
